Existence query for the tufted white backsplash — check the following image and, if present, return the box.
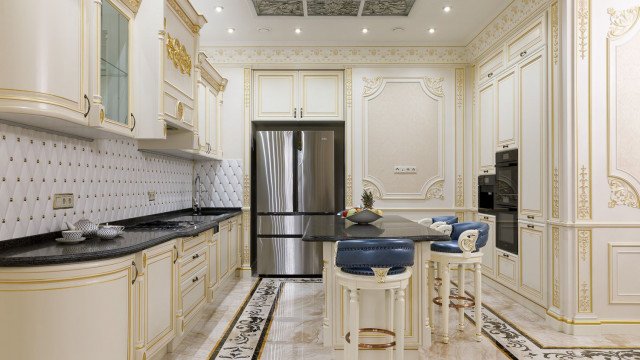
[195,160,243,208]
[0,122,194,241]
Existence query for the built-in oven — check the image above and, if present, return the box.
[496,210,518,254]
[478,175,496,211]
[495,149,518,209]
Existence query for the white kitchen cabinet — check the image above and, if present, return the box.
[229,216,240,271]
[479,82,496,174]
[519,50,546,222]
[518,222,546,305]
[496,250,518,291]
[194,52,226,159]
[478,213,496,278]
[207,231,220,301]
[0,0,90,133]
[478,49,504,85]
[506,17,545,66]
[143,241,177,358]
[496,69,517,150]
[218,220,230,280]
[254,70,344,121]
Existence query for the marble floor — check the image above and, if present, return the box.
[161,272,640,360]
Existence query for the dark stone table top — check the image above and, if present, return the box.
[0,208,241,267]
[301,215,451,242]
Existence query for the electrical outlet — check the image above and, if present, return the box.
[53,193,74,209]
[148,191,156,202]
[394,166,417,174]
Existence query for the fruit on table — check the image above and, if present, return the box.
[341,207,383,218]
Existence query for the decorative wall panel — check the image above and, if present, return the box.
[362,77,444,200]
[608,243,640,304]
[0,123,192,241]
[195,160,243,207]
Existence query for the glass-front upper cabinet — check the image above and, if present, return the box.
[101,1,129,126]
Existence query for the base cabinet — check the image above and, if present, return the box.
[496,250,519,291]
[478,213,496,277]
[518,222,546,305]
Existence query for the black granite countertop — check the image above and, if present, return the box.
[301,215,451,242]
[0,208,242,267]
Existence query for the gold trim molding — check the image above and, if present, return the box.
[577,0,590,60]
[345,68,353,107]
[607,7,640,39]
[243,175,250,207]
[551,2,559,65]
[552,226,560,308]
[577,166,591,220]
[122,0,141,14]
[166,0,202,34]
[552,167,559,218]
[346,175,353,207]
[608,177,640,209]
[577,229,592,314]
[166,34,192,76]
[455,175,464,207]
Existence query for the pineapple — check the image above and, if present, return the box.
[361,190,375,209]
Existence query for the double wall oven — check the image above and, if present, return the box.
[479,149,519,255]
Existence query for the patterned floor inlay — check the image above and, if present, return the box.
[464,304,640,359]
[208,277,322,360]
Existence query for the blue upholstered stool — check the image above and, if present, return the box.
[426,222,489,344]
[335,239,415,360]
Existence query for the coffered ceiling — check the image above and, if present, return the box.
[193,0,513,47]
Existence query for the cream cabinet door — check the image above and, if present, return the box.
[497,69,517,150]
[208,234,219,289]
[479,82,496,174]
[478,214,496,278]
[228,216,241,271]
[519,50,546,221]
[299,71,343,120]
[518,222,545,305]
[219,221,230,278]
[254,71,298,120]
[144,242,176,356]
[197,83,208,152]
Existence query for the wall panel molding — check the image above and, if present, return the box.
[608,243,640,304]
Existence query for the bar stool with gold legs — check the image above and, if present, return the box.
[335,238,415,360]
[426,222,489,343]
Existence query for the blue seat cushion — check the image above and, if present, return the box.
[430,222,490,253]
[341,266,407,276]
[336,238,415,276]
[432,216,458,225]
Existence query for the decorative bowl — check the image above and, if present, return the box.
[100,224,125,236]
[97,227,120,240]
[61,230,84,242]
[74,219,98,237]
[346,209,383,224]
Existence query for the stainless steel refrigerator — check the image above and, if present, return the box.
[255,130,338,275]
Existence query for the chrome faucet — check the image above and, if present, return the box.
[193,174,202,215]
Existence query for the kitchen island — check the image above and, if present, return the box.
[302,215,450,358]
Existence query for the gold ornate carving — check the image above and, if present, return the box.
[552,167,559,218]
[244,68,251,109]
[166,34,192,76]
[455,69,464,108]
[362,180,381,200]
[424,77,444,97]
[578,166,591,220]
[578,229,590,262]
[577,0,589,60]
[551,2,559,65]
[99,108,105,124]
[472,177,478,208]
[346,175,353,207]
[426,180,445,201]
[166,0,202,34]
[175,101,184,120]
[345,68,353,107]
[455,175,464,208]
[122,0,142,14]
[552,227,560,308]
[362,77,383,96]
[607,7,640,39]
[243,175,250,207]
[372,268,391,283]
[579,281,591,313]
[608,177,640,208]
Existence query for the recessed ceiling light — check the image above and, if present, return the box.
[227,28,235,34]
[428,28,436,34]
[295,27,302,34]
[392,26,406,32]
[443,5,452,13]
[215,6,223,13]
[258,27,271,33]
[362,28,369,34]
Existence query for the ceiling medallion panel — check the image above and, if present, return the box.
[362,0,416,16]
[307,0,360,16]
[252,0,304,16]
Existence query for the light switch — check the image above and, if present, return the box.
[148,191,156,202]
[394,166,417,174]
[53,193,74,209]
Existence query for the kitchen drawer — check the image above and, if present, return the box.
[180,245,207,277]
[181,229,211,253]
[496,250,518,290]
[478,50,504,84]
[180,265,207,320]
[507,19,544,64]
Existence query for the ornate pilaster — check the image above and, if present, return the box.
[455,68,465,208]
[577,229,592,313]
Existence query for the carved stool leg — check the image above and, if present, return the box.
[474,263,482,342]
[458,264,466,331]
[441,261,450,344]
[349,287,360,359]
[395,288,406,360]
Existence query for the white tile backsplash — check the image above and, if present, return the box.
[0,122,193,241]
[195,160,243,208]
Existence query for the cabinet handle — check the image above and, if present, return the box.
[192,253,200,260]
[132,261,139,285]
[527,224,535,229]
[488,72,494,78]
[300,107,303,118]
[483,170,489,174]
[503,145,509,149]
[83,95,91,118]
[192,276,199,283]
[520,50,528,57]
[294,108,297,118]
[130,113,136,132]
[173,245,178,264]
[503,254,509,259]
[527,215,534,219]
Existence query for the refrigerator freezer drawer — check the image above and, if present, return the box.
[257,237,322,275]
[257,215,305,236]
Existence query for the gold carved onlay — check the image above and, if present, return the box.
[578,230,590,262]
[455,69,464,108]
[345,68,353,107]
[552,227,560,308]
[552,168,559,218]
[577,229,591,313]
[577,166,591,220]
[577,0,589,60]
[551,2,559,65]
[579,281,591,313]
[175,101,184,120]
[122,0,141,14]
[362,77,383,96]
[424,77,444,97]
[166,33,192,76]
[167,0,202,34]
[426,180,445,201]
[608,177,640,209]
[346,175,353,207]
[362,180,381,200]
[472,177,478,208]
[244,68,251,109]
[607,7,640,39]
[243,175,250,207]
[455,175,464,208]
